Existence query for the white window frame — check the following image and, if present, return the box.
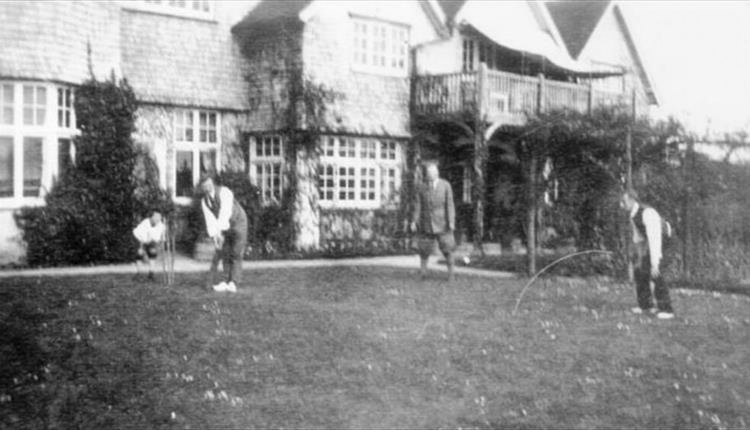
[0,81,78,209]
[172,109,221,205]
[318,135,403,210]
[351,15,409,77]
[121,0,215,21]
[248,134,286,206]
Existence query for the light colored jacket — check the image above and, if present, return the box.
[201,186,246,238]
[133,218,165,244]
[630,203,662,268]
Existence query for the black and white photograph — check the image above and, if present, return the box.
[1,0,749,428]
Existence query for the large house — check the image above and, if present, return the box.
[0,0,657,264]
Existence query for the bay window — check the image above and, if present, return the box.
[319,135,402,209]
[0,81,77,206]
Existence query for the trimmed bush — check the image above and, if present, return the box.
[15,77,172,266]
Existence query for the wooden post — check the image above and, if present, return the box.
[625,88,636,281]
[524,74,546,275]
[527,151,537,276]
[472,63,488,255]
[682,136,695,276]
[537,73,546,115]
[587,78,594,114]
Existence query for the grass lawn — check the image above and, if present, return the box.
[2,267,750,429]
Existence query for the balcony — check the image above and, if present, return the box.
[412,66,627,126]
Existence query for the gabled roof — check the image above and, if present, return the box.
[451,1,618,76]
[547,1,658,105]
[612,4,658,105]
[546,0,611,59]
[436,0,466,24]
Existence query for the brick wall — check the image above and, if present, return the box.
[0,1,121,83]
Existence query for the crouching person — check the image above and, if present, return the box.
[133,211,166,282]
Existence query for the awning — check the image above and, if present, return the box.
[456,2,623,77]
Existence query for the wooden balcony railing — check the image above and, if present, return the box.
[413,64,627,124]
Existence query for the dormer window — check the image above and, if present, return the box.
[351,16,409,76]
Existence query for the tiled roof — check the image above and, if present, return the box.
[0,2,121,84]
[120,9,251,110]
[546,0,610,58]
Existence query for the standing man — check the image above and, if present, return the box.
[621,189,674,319]
[411,161,457,280]
[200,175,248,293]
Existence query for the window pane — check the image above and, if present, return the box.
[1,85,14,124]
[23,86,33,104]
[2,84,12,104]
[175,150,193,197]
[23,137,43,197]
[36,87,46,105]
[23,108,33,125]
[0,137,13,197]
[199,150,216,177]
[58,138,72,179]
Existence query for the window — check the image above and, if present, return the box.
[381,166,399,203]
[23,137,43,197]
[360,167,376,201]
[249,135,285,205]
[58,138,73,180]
[318,135,402,208]
[131,0,214,19]
[352,17,409,75]
[173,109,220,199]
[57,88,74,128]
[338,166,356,201]
[0,82,77,205]
[0,137,12,197]
[175,150,193,197]
[320,165,334,201]
[23,85,46,126]
[198,111,217,143]
[360,139,377,160]
[1,84,13,125]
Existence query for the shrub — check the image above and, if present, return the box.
[15,77,171,266]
